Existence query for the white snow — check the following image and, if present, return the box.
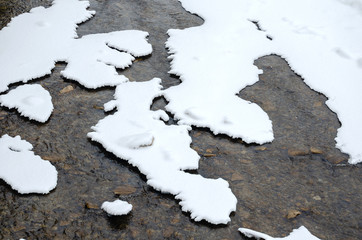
[0,134,57,194]
[239,226,321,240]
[0,84,53,122]
[101,199,133,216]
[164,0,274,144]
[247,0,362,164]
[88,78,237,224]
[0,0,152,92]
[166,0,362,164]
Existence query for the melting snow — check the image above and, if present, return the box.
[166,0,362,164]
[101,199,133,216]
[0,135,57,194]
[0,84,53,122]
[0,0,152,93]
[88,78,237,224]
[239,226,321,240]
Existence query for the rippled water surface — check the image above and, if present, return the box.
[0,1,361,239]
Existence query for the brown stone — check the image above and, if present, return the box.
[239,159,252,164]
[313,101,323,107]
[85,202,99,209]
[163,227,174,238]
[203,153,216,157]
[206,148,214,153]
[113,186,137,195]
[263,101,276,111]
[286,209,301,219]
[59,85,74,94]
[231,172,244,181]
[93,105,104,110]
[310,147,323,154]
[255,146,267,151]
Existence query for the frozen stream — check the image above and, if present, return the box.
[0,0,361,239]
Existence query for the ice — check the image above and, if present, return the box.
[0,135,57,194]
[88,78,237,224]
[0,0,152,93]
[239,226,321,240]
[0,84,53,122]
[167,0,362,164]
[101,199,133,216]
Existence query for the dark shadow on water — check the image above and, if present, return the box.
[107,213,132,230]
[87,139,148,183]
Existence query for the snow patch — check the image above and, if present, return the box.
[0,84,53,122]
[0,135,57,194]
[239,226,321,240]
[168,0,362,164]
[88,79,237,224]
[0,0,152,93]
[164,0,274,144]
[101,199,132,216]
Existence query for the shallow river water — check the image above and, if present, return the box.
[0,0,361,239]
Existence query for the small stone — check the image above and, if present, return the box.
[263,101,276,111]
[313,102,323,107]
[239,159,252,164]
[113,186,137,195]
[93,105,104,110]
[163,227,174,238]
[313,195,322,201]
[206,148,214,153]
[193,132,202,137]
[85,202,99,209]
[288,149,309,156]
[59,85,74,94]
[146,229,155,238]
[310,147,323,154]
[286,209,301,219]
[255,146,267,151]
[231,172,244,181]
[171,217,180,224]
[203,153,216,157]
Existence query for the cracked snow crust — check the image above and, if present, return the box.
[166,0,362,164]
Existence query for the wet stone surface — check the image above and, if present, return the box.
[0,0,361,239]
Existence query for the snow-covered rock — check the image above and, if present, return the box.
[0,84,53,122]
[239,226,321,240]
[101,199,132,216]
[0,134,57,194]
[88,79,237,224]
